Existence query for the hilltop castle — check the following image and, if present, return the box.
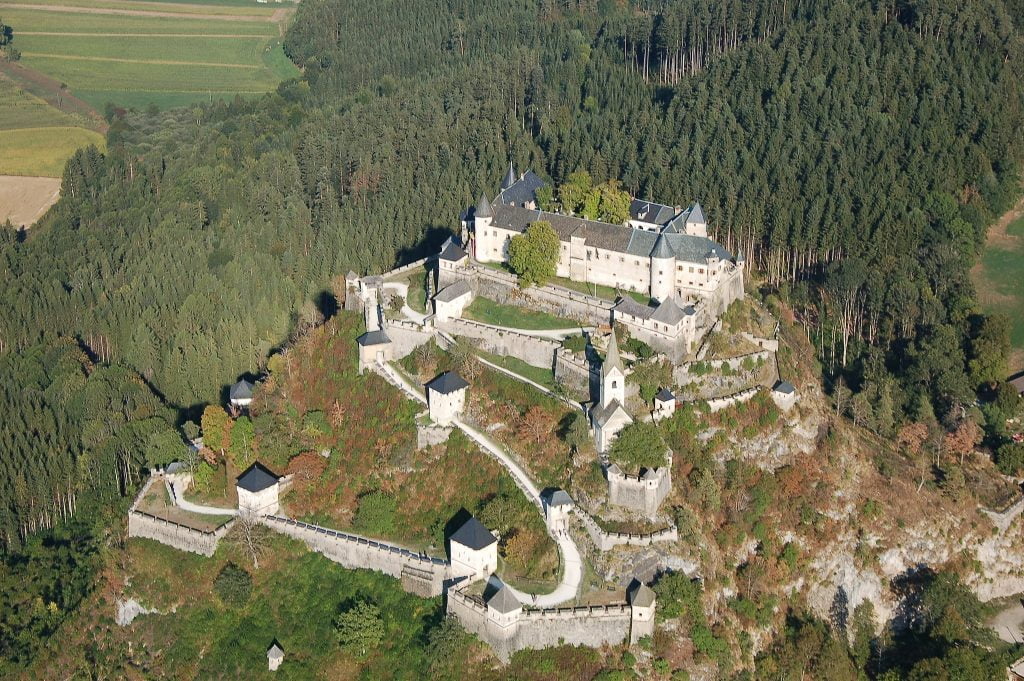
[473,164,745,322]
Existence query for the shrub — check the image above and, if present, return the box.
[610,422,667,470]
[353,491,398,536]
[214,562,252,605]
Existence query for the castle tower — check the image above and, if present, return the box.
[649,234,675,303]
[629,583,656,644]
[485,584,522,655]
[448,515,498,581]
[684,202,707,237]
[600,329,626,409]
[474,193,494,262]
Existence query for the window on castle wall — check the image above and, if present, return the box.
[699,268,704,274]
[612,380,617,389]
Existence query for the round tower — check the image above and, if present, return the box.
[649,234,675,303]
[474,192,494,261]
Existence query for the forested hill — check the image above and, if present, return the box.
[0,0,1021,633]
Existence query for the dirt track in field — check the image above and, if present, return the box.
[0,2,278,22]
[0,176,61,228]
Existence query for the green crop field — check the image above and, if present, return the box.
[0,126,106,176]
[0,0,298,111]
[0,77,83,130]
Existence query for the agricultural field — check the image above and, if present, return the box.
[973,205,1024,373]
[0,0,299,111]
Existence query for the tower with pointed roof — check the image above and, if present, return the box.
[449,515,498,581]
[500,161,517,191]
[600,329,625,409]
[649,233,676,302]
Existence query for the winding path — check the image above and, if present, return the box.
[167,479,237,517]
[374,361,583,607]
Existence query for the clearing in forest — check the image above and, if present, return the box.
[972,196,1024,373]
[0,175,62,227]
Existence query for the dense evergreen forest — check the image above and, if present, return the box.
[1,0,1022,670]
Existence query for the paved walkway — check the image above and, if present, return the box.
[167,479,237,516]
[375,361,583,607]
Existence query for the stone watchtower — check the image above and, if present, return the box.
[448,515,498,582]
[628,583,657,644]
[426,371,470,426]
[542,489,574,533]
[236,462,282,516]
[649,234,676,303]
[473,192,494,261]
[485,584,523,656]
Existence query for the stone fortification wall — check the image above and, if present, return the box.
[674,350,772,385]
[468,266,612,327]
[127,511,234,557]
[417,420,453,449]
[381,257,431,280]
[576,512,678,551]
[607,467,671,518]
[446,589,633,662]
[705,386,760,413]
[383,319,435,359]
[740,332,779,352]
[439,318,559,369]
[264,516,448,597]
[554,348,596,395]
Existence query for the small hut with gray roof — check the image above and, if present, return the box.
[426,370,469,425]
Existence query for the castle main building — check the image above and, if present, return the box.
[473,165,745,326]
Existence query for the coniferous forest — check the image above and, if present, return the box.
[1,0,1022,672]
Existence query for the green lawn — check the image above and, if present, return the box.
[464,296,578,331]
[0,78,84,130]
[976,214,1024,366]
[475,348,558,391]
[0,126,106,176]
[0,9,278,35]
[548,273,651,304]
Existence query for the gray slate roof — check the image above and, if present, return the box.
[487,585,522,614]
[426,370,469,395]
[267,642,284,659]
[475,193,493,218]
[237,462,280,493]
[591,399,631,428]
[497,170,546,207]
[450,516,497,549]
[439,239,468,262]
[629,199,677,225]
[630,583,656,608]
[602,329,624,378]
[614,297,693,327]
[500,162,517,190]
[490,202,731,264]
[545,489,573,507]
[356,329,391,346]
[655,387,674,402]
[230,379,254,400]
[773,380,795,394]
[434,280,472,303]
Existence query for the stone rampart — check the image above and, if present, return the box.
[705,386,760,413]
[127,511,234,557]
[674,350,772,385]
[468,266,612,327]
[382,257,432,280]
[554,348,596,395]
[439,318,559,369]
[383,319,434,359]
[417,420,452,449]
[446,588,634,662]
[576,512,678,551]
[607,465,672,518]
[740,332,779,352]
[264,516,448,597]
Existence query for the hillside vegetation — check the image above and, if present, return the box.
[0,0,1023,677]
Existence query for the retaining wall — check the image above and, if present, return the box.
[468,267,612,327]
[382,257,432,280]
[439,318,559,369]
[554,348,596,396]
[607,467,672,518]
[264,516,448,597]
[674,350,772,385]
[576,512,678,551]
[446,589,633,662]
[384,319,435,359]
[706,386,760,412]
[127,511,234,557]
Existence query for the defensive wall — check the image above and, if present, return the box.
[705,386,761,413]
[575,512,678,551]
[383,318,435,359]
[466,266,613,327]
[607,464,672,518]
[264,516,450,597]
[674,350,773,385]
[381,257,431,281]
[438,318,560,369]
[126,475,235,557]
[446,588,636,662]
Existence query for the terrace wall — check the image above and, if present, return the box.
[439,318,559,369]
[127,511,234,557]
[576,512,678,551]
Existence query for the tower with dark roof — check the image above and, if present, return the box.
[600,330,625,409]
[426,371,469,425]
[448,515,498,581]
[500,161,516,191]
[236,462,282,516]
[650,233,676,303]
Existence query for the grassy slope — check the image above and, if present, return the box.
[464,296,578,330]
[0,126,105,176]
[973,203,1024,372]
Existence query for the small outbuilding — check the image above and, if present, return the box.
[653,387,676,421]
[770,380,797,411]
[449,515,498,581]
[438,236,470,288]
[356,329,393,374]
[426,371,469,425]
[433,280,474,322]
[486,584,522,629]
[236,462,282,516]
[267,641,284,671]
[542,489,573,533]
[229,379,255,409]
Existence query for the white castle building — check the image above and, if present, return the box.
[473,165,745,324]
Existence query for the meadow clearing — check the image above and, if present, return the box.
[972,199,1024,373]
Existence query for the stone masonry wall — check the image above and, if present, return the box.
[706,386,760,413]
[468,267,612,327]
[608,468,672,518]
[127,512,234,557]
[446,589,633,662]
[439,318,559,369]
[674,350,772,385]
[384,319,435,359]
[576,512,678,551]
[264,516,448,597]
